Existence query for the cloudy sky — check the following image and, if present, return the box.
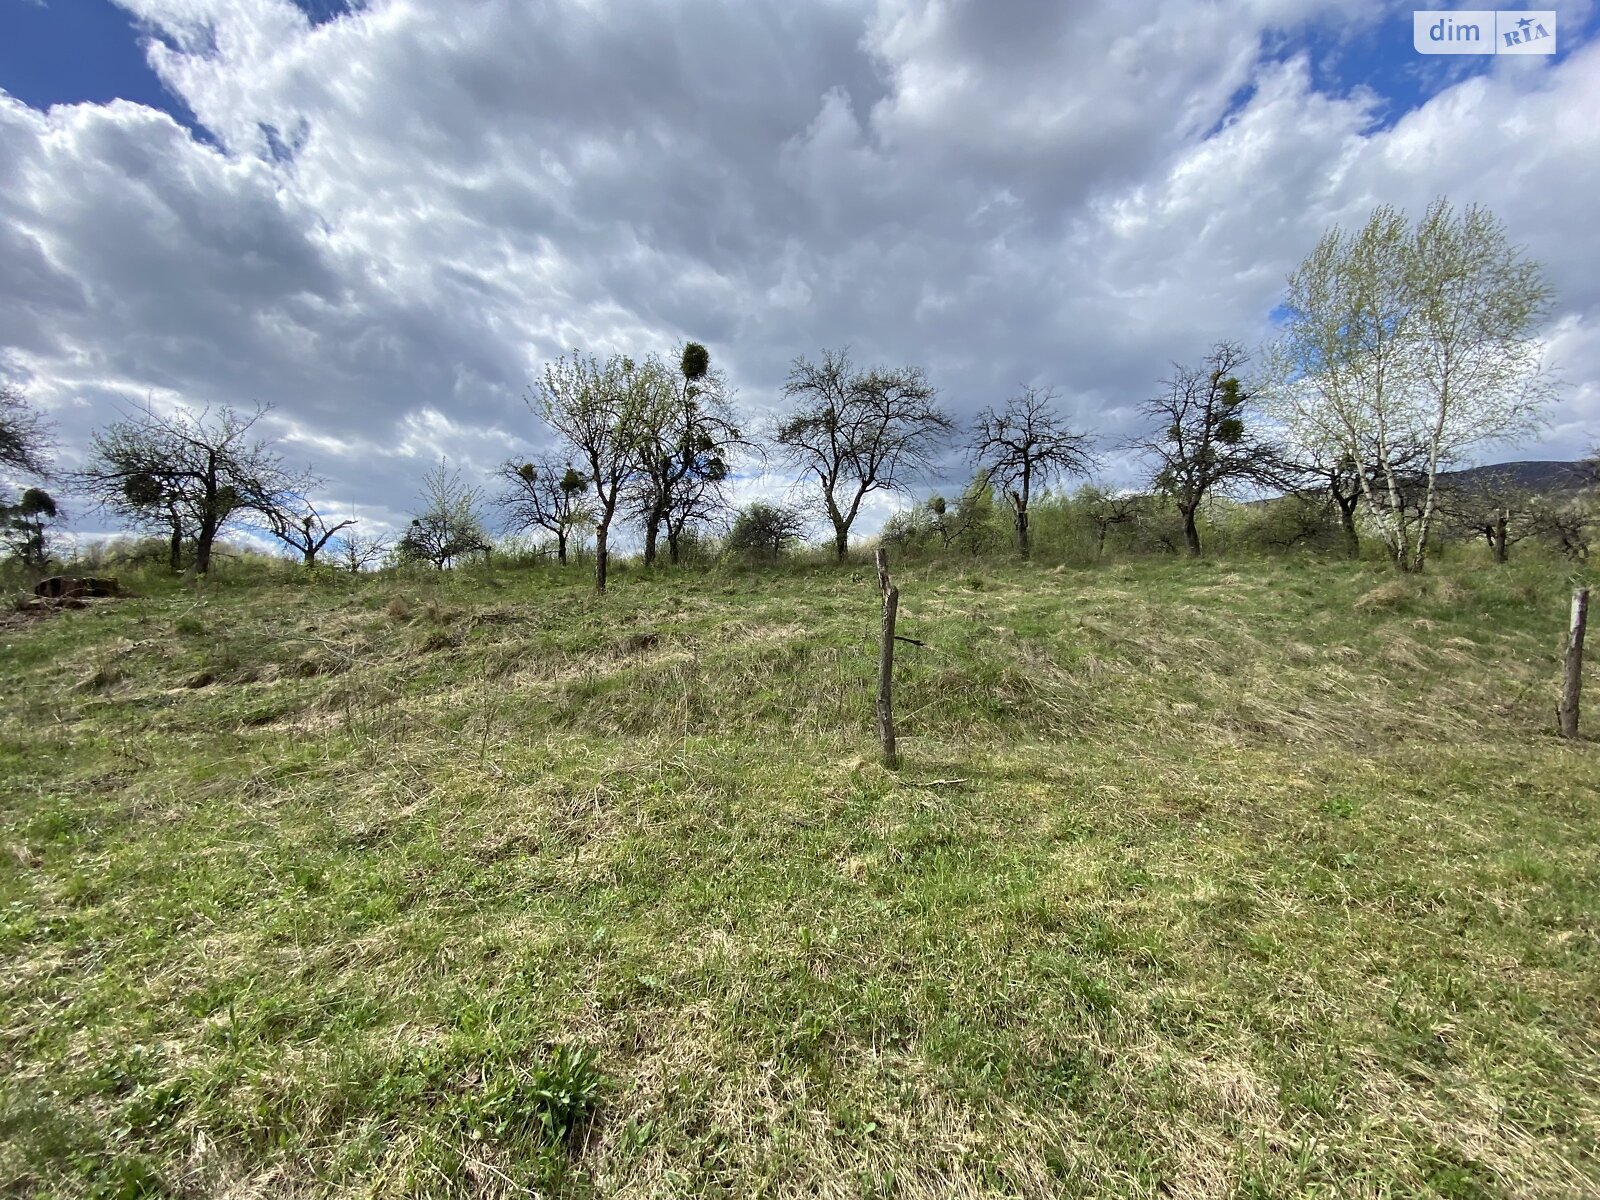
[2,0,1598,545]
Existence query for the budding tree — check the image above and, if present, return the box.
[1077,485,1142,558]
[1267,199,1554,571]
[629,342,743,566]
[537,352,655,593]
[726,501,807,562]
[396,460,490,569]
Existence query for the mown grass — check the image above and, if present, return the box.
[1,552,1598,1198]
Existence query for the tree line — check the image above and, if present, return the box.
[2,198,1592,584]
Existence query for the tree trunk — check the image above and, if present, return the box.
[556,532,568,566]
[642,515,661,567]
[594,526,609,594]
[667,526,682,565]
[1411,472,1441,573]
[1012,475,1030,560]
[1182,506,1201,557]
[833,522,849,562]
[303,547,316,568]
[1492,515,1509,564]
[168,519,183,572]
[1559,587,1588,740]
[1372,447,1413,571]
[1337,500,1360,558]
[195,521,216,575]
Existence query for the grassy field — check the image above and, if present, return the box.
[1,552,1598,1198]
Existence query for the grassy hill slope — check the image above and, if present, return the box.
[2,555,1598,1198]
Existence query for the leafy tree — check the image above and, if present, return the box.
[494,458,591,565]
[630,342,743,566]
[879,502,937,554]
[948,473,1003,555]
[1,487,60,566]
[537,352,656,593]
[396,461,490,569]
[0,384,54,479]
[726,501,807,561]
[969,386,1097,558]
[75,401,307,574]
[1268,199,1554,571]
[774,348,954,562]
[1133,342,1278,556]
[1227,492,1344,554]
[265,503,356,568]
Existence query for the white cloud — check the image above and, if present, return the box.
[0,0,1596,543]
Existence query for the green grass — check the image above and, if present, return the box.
[2,553,1598,1197]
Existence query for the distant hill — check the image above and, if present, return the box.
[1255,459,1594,505]
[1438,460,1594,493]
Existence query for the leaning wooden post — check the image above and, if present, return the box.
[874,548,899,768]
[1559,586,1589,740]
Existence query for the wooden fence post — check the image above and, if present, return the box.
[1559,586,1589,740]
[874,548,899,768]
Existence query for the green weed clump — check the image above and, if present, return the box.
[1,553,1596,1197]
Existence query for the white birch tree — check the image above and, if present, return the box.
[1266,199,1554,571]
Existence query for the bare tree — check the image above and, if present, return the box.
[1537,499,1596,562]
[266,503,356,568]
[396,460,490,569]
[1438,470,1542,563]
[494,457,590,565]
[1,384,54,479]
[537,352,656,593]
[775,348,953,562]
[1077,485,1142,558]
[333,529,393,573]
[884,478,995,554]
[664,464,736,561]
[1274,441,1428,559]
[1268,199,1554,571]
[970,386,1097,558]
[1132,342,1278,556]
[75,400,306,574]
